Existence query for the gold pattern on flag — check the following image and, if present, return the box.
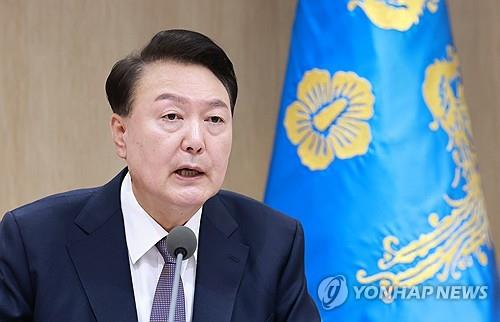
[348,0,440,31]
[284,69,374,170]
[356,46,492,301]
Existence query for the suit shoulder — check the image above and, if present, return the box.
[217,190,298,233]
[8,187,98,223]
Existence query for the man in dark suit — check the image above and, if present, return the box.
[0,29,320,322]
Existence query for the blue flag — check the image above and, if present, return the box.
[264,1,499,321]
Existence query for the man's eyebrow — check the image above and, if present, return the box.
[155,92,229,110]
[207,99,229,109]
[154,93,189,104]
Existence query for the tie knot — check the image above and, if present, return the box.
[155,237,176,264]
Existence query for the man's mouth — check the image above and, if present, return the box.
[175,168,204,177]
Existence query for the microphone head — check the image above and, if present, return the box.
[166,226,197,260]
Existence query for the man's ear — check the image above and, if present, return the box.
[110,113,128,159]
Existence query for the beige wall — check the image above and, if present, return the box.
[1,1,498,254]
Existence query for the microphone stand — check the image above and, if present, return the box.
[168,252,185,322]
[165,226,197,322]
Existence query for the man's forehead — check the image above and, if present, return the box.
[135,61,230,102]
[154,92,229,110]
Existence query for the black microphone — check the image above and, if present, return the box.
[166,226,197,322]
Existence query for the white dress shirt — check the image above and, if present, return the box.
[121,172,201,322]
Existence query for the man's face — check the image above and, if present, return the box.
[114,61,232,210]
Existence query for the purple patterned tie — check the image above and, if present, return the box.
[150,237,186,322]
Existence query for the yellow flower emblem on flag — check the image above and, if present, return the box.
[348,0,440,31]
[284,69,374,170]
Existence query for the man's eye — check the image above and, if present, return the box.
[163,113,178,120]
[208,116,223,123]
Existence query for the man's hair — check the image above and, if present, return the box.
[105,29,237,116]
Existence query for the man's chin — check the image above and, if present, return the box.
[169,190,211,209]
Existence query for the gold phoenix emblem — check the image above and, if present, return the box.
[284,69,374,170]
[348,0,440,31]
[357,46,492,301]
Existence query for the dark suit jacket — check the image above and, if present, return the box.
[0,169,320,322]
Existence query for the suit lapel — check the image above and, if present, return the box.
[192,193,249,322]
[67,169,137,322]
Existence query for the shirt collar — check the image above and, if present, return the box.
[120,172,201,265]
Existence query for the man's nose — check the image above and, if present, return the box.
[181,122,205,154]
